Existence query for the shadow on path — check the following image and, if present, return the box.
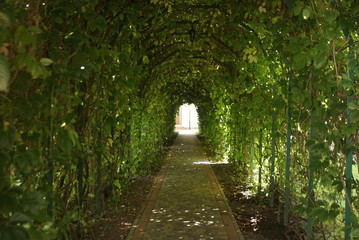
[127,131,244,240]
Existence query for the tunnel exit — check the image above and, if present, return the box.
[176,104,199,129]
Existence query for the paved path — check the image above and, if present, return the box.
[127,131,244,240]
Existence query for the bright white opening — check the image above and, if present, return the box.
[176,104,199,129]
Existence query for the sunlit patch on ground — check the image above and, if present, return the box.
[193,161,229,165]
[175,128,199,135]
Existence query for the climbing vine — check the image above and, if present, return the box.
[0,0,359,239]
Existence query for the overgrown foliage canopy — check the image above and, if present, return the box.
[0,0,359,239]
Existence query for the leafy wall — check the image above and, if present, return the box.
[0,0,359,239]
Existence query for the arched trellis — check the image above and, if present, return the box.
[0,1,358,240]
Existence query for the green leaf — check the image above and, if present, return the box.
[303,7,310,20]
[67,128,79,146]
[14,26,36,46]
[350,110,359,123]
[293,52,307,69]
[314,51,327,69]
[309,156,323,171]
[352,226,359,237]
[30,63,48,78]
[0,12,10,28]
[293,1,304,16]
[341,73,353,89]
[341,80,353,89]
[114,180,121,189]
[248,54,258,63]
[27,26,42,35]
[0,54,9,92]
[324,10,339,23]
[142,55,150,64]
[309,207,328,221]
[293,6,302,16]
[40,58,54,66]
[14,54,48,78]
[10,212,31,223]
[348,101,358,110]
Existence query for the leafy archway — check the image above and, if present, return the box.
[0,0,358,239]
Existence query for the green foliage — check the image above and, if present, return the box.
[0,0,359,239]
[0,54,9,92]
[0,0,178,239]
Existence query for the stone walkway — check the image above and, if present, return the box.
[127,130,244,240]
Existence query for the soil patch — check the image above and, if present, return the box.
[211,164,288,240]
[83,174,156,240]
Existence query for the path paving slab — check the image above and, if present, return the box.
[127,131,244,240]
